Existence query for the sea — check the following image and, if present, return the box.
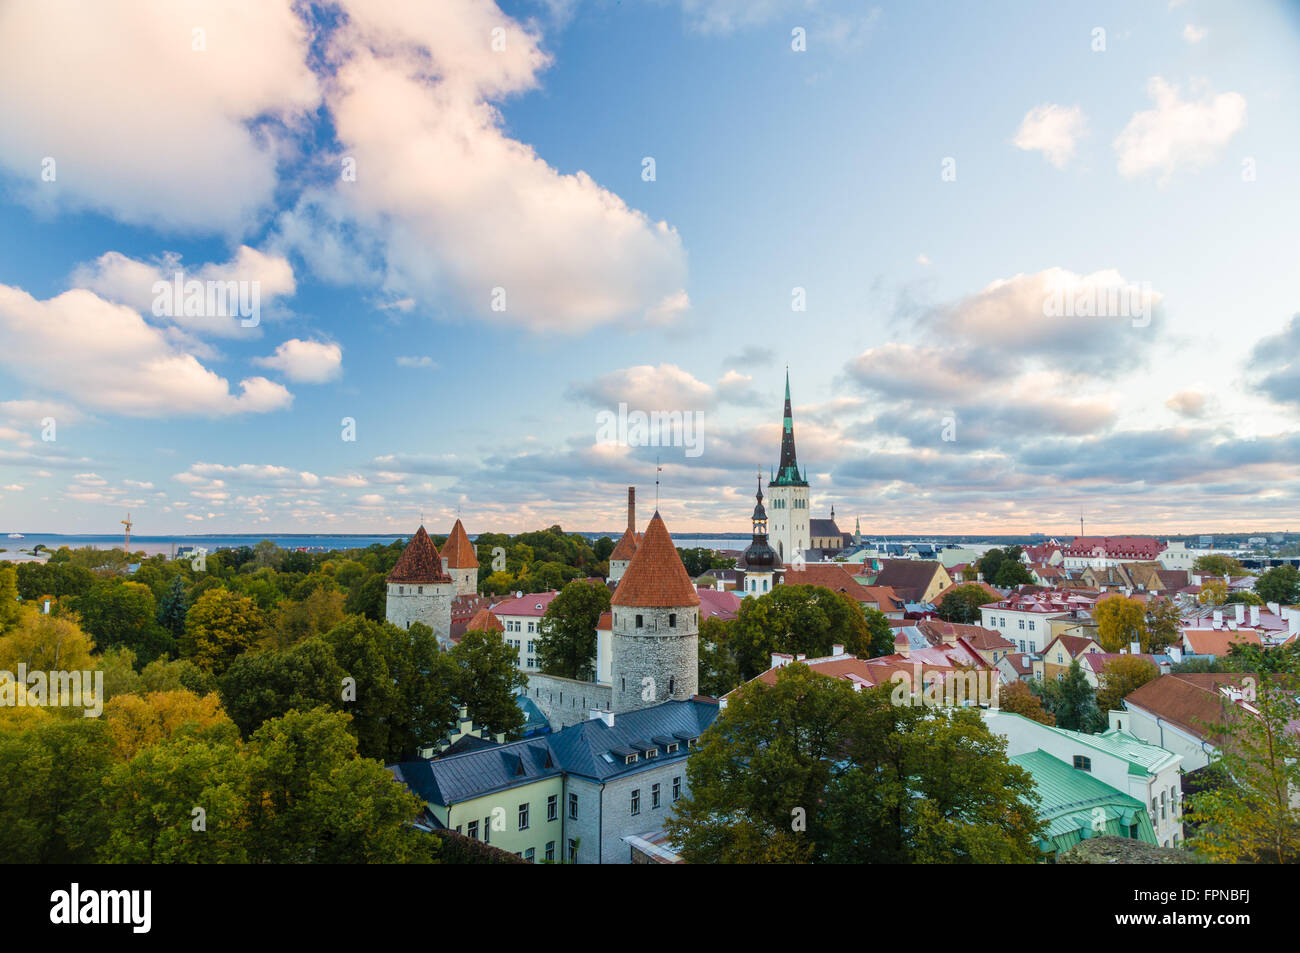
[0,532,754,560]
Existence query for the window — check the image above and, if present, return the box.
[646,748,658,759]
[673,776,681,801]
[1028,621,1035,631]
[666,742,678,754]
[1019,639,1026,652]
[1018,619,1025,630]
[567,839,577,863]
[568,793,578,819]
[524,847,535,863]
[418,587,423,595]
[668,613,676,628]
[630,789,640,815]
[1056,653,1064,663]
[398,586,404,595]
[527,640,535,652]
[545,841,555,862]
[528,622,535,633]
[547,794,558,822]
[484,817,491,844]
[652,783,661,809]
[518,803,529,830]
[1073,755,1091,771]
[1160,791,1167,819]
[624,753,637,765]
[635,614,643,628]
[668,677,674,695]
[467,820,479,840]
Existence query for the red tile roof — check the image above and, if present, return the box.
[491,591,560,617]
[465,607,503,633]
[441,518,478,569]
[697,587,742,621]
[916,618,1013,651]
[611,512,701,608]
[610,527,639,561]
[1182,628,1261,656]
[1123,673,1258,740]
[782,564,876,603]
[387,526,452,584]
[1042,634,1102,659]
[1062,536,1165,559]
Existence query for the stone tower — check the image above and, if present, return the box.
[609,510,700,713]
[441,518,479,596]
[767,370,810,563]
[607,486,638,585]
[385,526,455,643]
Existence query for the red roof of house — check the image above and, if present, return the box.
[1123,673,1259,740]
[1062,536,1165,559]
[782,564,876,603]
[1182,628,1261,656]
[697,587,742,622]
[465,607,503,633]
[387,526,452,584]
[916,618,1013,652]
[611,512,700,608]
[441,518,478,569]
[492,591,560,617]
[1042,633,1102,659]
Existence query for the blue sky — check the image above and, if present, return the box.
[1,0,1298,536]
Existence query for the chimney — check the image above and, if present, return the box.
[896,639,910,659]
[771,652,793,669]
[627,486,636,533]
[832,643,845,656]
[1129,641,1141,655]
[941,624,957,646]
[590,709,615,727]
[1250,604,1261,626]
[1235,603,1245,623]
[1212,609,1223,629]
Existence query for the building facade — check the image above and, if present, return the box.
[767,372,810,562]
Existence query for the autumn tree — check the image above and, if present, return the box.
[1193,554,1246,577]
[182,589,265,675]
[104,688,236,761]
[1197,579,1228,608]
[1094,594,1148,653]
[1144,596,1182,653]
[997,680,1055,725]
[1095,655,1160,714]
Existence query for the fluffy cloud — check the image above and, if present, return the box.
[0,285,291,417]
[1249,314,1300,408]
[1013,104,1087,169]
[71,246,297,337]
[570,364,715,411]
[253,339,342,383]
[0,0,319,233]
[1115,77,1246,183]
[272,0,689,332]
[1183,24,1208,44]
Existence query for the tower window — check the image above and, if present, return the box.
[669,677,675,694]
[635,614,643,628]
[668,613,676,627]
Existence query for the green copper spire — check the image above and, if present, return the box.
[771,370,808,487]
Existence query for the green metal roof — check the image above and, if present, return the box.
[1011,749,1158,854]
[990,711,1180,775]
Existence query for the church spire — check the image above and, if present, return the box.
[771,369,808,487]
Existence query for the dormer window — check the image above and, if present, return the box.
[646,748,658,759]
[666,743,679,754]
[624,753,638,765]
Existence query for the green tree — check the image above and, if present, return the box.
[182,589,265,675]
[935,583,991,625]
[1144,596,1182,653]
[448,628,526,738]
[1254,565,1300,606]
[1189,674,1300,863]
[1039,659,1103,732]
[218,637,346,736]
[993,559,1033,588]
[537,580,610,681]
[729,585,869,679]
[1193,554,1246,577]
[73,579,173,664]
[697,616,741,697]
[862,606,895,658]
[156,574,189,645]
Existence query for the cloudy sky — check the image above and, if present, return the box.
[1,0,1298,537]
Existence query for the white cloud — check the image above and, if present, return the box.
[1115,77,1246,183]
[571,364,714,411]
[1183,24,1208,44]
[253,339,342,383]
[0,0,319,233]
[274,0,689,333]
[0,285,292,417]
[1013,104,1087,169]
[396,355,438,369]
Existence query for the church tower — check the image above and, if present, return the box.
[440,518,479,596]
[609,511,699,713]
[385,526,455,643]
[740,476,779,595]
[767,371,811,563]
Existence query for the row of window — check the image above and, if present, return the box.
[505,620,537,634]
[515,841,571,863]
[616,612,698,629]
[629,778,682,815]
[770,498,807,509]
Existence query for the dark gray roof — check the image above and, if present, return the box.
[809,519,840,537]
[391,699,721,806]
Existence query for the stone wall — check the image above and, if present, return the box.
[524,673,612,730]
[609,604,698,713]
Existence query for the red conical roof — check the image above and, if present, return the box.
[441,518,478,569]
[611,512,700,608]
[387,526,452,584]
[610,525,638,561]
[465,607,503,633]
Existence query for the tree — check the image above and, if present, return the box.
[935,583,991,625]
[156,574,189,645]
[0,607,95,673]
[978,549,1005,584]
[0,565,20,631]
[862,606,895,658]
[242,708,437,863]
[1040,659,1103,732]
[536,580,610,681]
[997,680,1055,725]
[218,638,346,737]
[182,589,265,675]
[1094,594,1148,653]
[1189,674,1300,863]
[1094,655,1159,714]
[1193,554,1246,577]
[447,628,526,738]
[1144,596,1182,653]
[697,616,741,697]
[1197,579,1228,608]
[1225,590,1264,606]
[104,689,237,761]
[266,587,346,650]
[1254,565,1300,606]
[665,664,1043,863]
[73,579,173,664]
[728,585,869,680]
[993,559,1033,588]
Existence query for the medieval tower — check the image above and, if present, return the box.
[385,525,455,642]
[440,517,479,596]
[609,511,699,713]
[607,486,639,584]
[767,371,810,562]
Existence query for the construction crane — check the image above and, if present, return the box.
[122,512,132,553]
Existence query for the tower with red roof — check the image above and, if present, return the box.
[441,517,479,596]
[609,510,701,713]
[385,525,455,643]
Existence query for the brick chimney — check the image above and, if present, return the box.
[627,486,635,533]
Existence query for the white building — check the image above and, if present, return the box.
[491,590,560,672]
